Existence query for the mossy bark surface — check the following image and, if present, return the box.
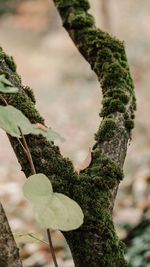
[0,203,23,267]
[0,0,136,266]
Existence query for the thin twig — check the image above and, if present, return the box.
[18,127,36,175]
[47,229,59,267]
[17,138,27,154]
[0,95,8,105]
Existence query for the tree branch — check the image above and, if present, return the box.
[0,48,77,195]
[52,0,136,166]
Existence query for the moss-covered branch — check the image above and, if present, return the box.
[0,0,136,266]
[0,47,77,196]
[51,1,136,266]
[53,0,136,165]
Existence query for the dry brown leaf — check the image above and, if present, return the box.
[75,148,92,174]
[35,123,48,132]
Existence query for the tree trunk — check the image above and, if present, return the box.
[0,0,136,266]
[0,203,23,267]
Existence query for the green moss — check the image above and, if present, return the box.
[104,89,129,102]
[0,47,17,72]
[67,11,94,29]
[98,48,113,62]
[4,54,16,72]
[6,92,43,123]
[95,118,117,142]
[65,21,135,128]
[0,47,21,85]
[125,119,134,130]
[91,153,123,181]
[131,94,136,111]
[100,99,126,117]
[64,153,125,267]
[23,86,36,104]
[101,62,128,89]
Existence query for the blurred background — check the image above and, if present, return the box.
[0,0,150,266]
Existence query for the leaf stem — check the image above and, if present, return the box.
[17,138,28,155]
[18,127,36,175]
[0,94,8,105]
[47,229,59,267]
[18,127,59,267]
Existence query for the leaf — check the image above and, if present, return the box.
[0,105,64,142]
[0,75,19,93]
[0,74,13,86]
[35,193,84,231]
[0,85,19,93]
[75,148,92,174]
[23,174,84,231]
[23,173,53,201]
[13,232,44,244]
[0,105,32,137]
[33,124,65,142]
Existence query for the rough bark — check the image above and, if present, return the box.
[0,203,22,267]
[0,0,136,266]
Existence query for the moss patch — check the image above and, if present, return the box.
[54,0,90,11]
[95,118,117,142]
[67,10,94,29]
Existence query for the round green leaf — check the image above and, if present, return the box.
[0,105,64,142]
[23,174,53,201]
[0,105,33,137]
[35,193,84,231]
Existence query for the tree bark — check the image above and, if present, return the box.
[0,0,136,266]
[0,203,22,267]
